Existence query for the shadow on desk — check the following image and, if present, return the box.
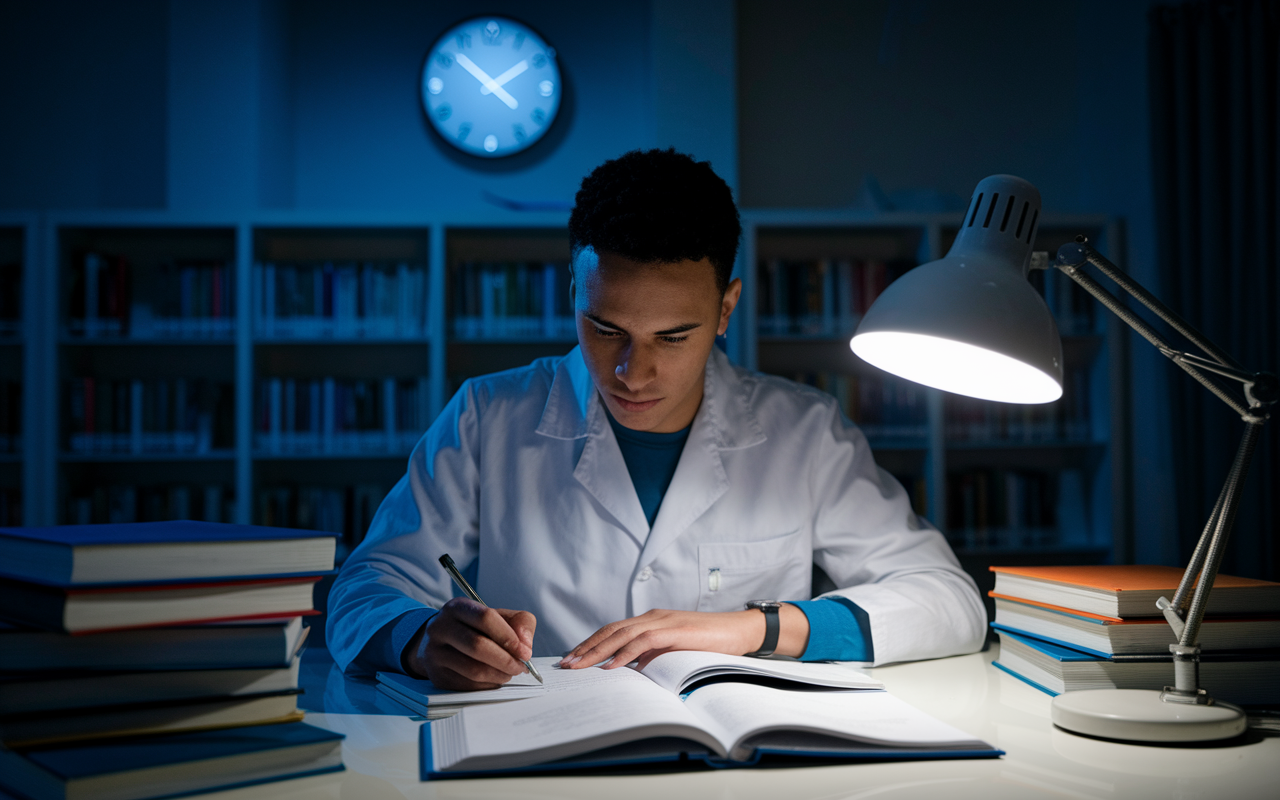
[298,646,418,716]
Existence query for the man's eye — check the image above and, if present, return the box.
[593,326,622,338]
[661,335,690,344]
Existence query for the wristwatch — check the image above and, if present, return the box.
[743,600,783,657]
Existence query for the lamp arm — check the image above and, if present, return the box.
[1050,239,1274,420]
[1045,237,1278,702]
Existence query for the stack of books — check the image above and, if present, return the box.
[989,565,1280,705]
[0,521,345,799]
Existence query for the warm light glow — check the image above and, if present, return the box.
[851,331,1063,404]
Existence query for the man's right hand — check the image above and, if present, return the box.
[403,597,536,691]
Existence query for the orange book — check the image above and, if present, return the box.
[989,564,1280,619]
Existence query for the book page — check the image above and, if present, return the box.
[682,683,986,762]
[638,650,881,695]
[432,681,733,772]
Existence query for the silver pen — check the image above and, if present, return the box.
[438,554,544,685]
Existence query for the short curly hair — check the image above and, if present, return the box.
[569,149,740,294]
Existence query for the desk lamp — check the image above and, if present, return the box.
[850,174,1277,742]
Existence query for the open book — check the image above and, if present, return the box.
[422,680,999,777]
[378,651,883,719]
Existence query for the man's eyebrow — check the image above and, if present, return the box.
[584,314,703,336]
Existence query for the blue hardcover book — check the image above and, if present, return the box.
[418,680,1000,778]
[0,521,336,587]
[994,627,1280,704]
[0,721,344,800]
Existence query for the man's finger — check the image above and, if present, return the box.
[446,599,528,660]
[499,608,537,650]
[570,623,653,668]
[431,643,522,687]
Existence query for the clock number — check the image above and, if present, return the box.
[513,32,525,50]
[531,108,546,125]
[483,20,501,44]
[456,123,472,141]
[531,53,546,69]
[455,33,472,49]
[512,123,526,142]
[435,104,452,121]
[435,52,453,69]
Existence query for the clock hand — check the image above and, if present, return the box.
[480,59,528,96]
[455,53,518,109]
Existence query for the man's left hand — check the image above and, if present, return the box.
[560,606,810,670]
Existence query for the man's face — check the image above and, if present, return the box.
[572,247,741,433]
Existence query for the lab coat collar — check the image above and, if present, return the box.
[536,347,767,557]
[534,346,766,451]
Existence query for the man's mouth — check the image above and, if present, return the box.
[611,394,661,413]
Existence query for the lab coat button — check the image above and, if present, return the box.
[637,566,654,581]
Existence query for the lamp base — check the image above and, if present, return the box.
[1051,689,1246,742]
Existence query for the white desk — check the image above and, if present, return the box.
[208,646,1279,800]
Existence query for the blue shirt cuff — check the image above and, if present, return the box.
[789,597,874,662]
[349,608,437,676]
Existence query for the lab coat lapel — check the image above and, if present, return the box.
[536,348,650,545]
[639,349,766,565]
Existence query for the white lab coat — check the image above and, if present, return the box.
[326,346,986,672]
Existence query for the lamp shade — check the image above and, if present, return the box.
[850,175,1064,404]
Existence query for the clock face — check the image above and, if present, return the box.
[421,17,562,158]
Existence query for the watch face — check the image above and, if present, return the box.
[421,16,562,158]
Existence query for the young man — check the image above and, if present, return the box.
[327,149,985,690]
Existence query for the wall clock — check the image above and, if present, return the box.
[421,16,562,158]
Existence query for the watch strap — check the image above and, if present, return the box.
[744,601,781,657]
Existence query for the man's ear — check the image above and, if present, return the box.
[717,278,743,335]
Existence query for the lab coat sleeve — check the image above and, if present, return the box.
[325,380,484,674]
[809,406,987,665]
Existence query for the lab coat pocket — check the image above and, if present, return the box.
[696,530,810,612]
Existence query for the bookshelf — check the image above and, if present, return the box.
[21,211,1126,620]
[739,211,1129,614]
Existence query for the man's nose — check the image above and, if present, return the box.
[614,346,655,388]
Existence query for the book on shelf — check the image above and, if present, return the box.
[422,679,998,777]
[946,468,1085,550]
[451,260,575,340]
[67,252,129,338]
[944,365,1089,442]
[785,372,927,440]
[379,650,884,720]
[0,379,19,453]
[992,628,1280,705]
[0,655,302,715]
[0,721,344,800]
[756,258,915,337]
[0,687,304,747]
[66,483,235,527]
[0,520,338,586]
[65,377,234,455]
[989,564,1280,618]
[0,576,321,634]
[0,616,308,672]
[129,259,236,340]
[255,376,428,455]
[253,261,428,339]
[257,482,388,554]
[990,595,1280,656]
